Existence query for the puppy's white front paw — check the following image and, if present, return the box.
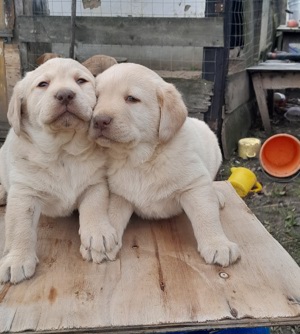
[0,252,38,284]
[199,237,240,267]
[105,236,122,261]
[79,223,118,263]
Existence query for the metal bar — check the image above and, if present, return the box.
[69,0,76,59]
[203,0,233,140]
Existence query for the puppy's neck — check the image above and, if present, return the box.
[108,141,160,167]
[20,127,94,158]
[62,131,96,156]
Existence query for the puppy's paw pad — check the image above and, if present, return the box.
[200,239,240,267]
[0,254,38,284]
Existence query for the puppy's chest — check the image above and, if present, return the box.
[26,155,103,199]
[108,163,176,204]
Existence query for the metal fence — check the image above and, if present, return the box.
[19,0,222,73]
[21,0,284,71]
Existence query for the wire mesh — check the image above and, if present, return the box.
[17,0,285,121]
[23,0,285,73]
[47,0,207,17]
[21,0,222,74]
[228,0,285,74]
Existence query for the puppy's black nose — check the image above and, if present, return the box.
[93,115,113,130]
[55,89,75,105]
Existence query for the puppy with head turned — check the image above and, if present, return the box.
[89,63,240,267]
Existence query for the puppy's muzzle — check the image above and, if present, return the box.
[55,89,76,105]
[92,115,112,131]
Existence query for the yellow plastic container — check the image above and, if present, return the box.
[228,167,262,198]
[238,138,261,159]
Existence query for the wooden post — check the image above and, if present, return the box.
[0,0,14,123]
[251,73,272,134]
[0,40,8,123]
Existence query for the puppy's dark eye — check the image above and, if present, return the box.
[77,78,88,85]
[126,95,140,103]
[37,81,49,88]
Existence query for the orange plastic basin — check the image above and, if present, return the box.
[259,134,300,178]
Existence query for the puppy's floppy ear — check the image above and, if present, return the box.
[82,55,117,77]
[157,83,188,143]
[36,53,61,66]
[7,80,24,136]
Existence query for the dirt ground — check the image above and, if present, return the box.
[217,96,300,334]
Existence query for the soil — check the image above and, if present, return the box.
[217,96,300,334]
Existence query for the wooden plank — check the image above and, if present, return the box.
[1,43,21,139]
[247,62,300,72]
[0,181,300,333]
[0,0,11,121]
[14,0,24,16]
[17,16,224,47]
[4,43,21,102]
[0,121,9,141]
[225,70,251,114]
[163,77,213,117]
[277,24,300,32]
[156,71,210,119]
[259,0,270,55]
[259,72,300,90]
[0,0,14,37]
[0,40,8,123]
[251,73,272,134]
[221,100,254,159]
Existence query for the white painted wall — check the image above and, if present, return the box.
[48,0,206,17]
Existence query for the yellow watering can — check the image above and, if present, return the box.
[228,167,262,198]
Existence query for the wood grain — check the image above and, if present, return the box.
[0,181,299,333]
[4,43,21,102]
[0,40,7,123]
[251,73,272,134]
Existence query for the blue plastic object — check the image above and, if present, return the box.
[165,328,270,334]
[213,328,270,334]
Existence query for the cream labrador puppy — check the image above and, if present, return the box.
[0,58,117,284]
[89,63,240,267]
